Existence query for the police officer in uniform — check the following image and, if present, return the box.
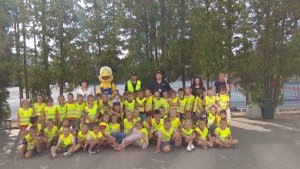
[149,70,172,97]
[125,71,143,93]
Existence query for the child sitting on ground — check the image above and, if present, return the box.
[180,120,196,152]
[214,119,238,148]
[49,127,78,158]
[22,126,42,158]
[42,119,58,149]
[116,121,149,151]
[194,117,213,150]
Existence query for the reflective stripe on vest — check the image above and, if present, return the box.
[127,80,141,92]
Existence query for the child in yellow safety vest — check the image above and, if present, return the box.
[124,92,135,113]
[214,119,238,148]
[99,93,112,115]
[86,124,104,154]
[155,118,182,153]
[65,93,77,128]
[115,121,149,151]
[44,98,58,125]
[184,88,195,115]
[110,114,126,144]
[74,94,86,128]
[216,86,231,122]
[57,95,67,126]
[18,99,34,133]
[111,100,123,120]
[22,126,42,158]
[123,111,136,135]
[144,89,154,116]
[177,88,187,120]
[84,95,100,126]
[169,108,181,130]
[194,90,205,117]
[99,113,119,150]
[149,110,164,140]
[203,87,218,114]
[135,90,147,121]
[49,127,77,158]
[42,119,58,149]
[74,123,92,152]
[153,90,164,112]
[194,117,213,150]
[180,120,196,152]
[26,116,42,136]
[33,94,46,120]
[169,90,180,114]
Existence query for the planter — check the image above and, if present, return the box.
[260,98,275,119]
[246,103,262,119]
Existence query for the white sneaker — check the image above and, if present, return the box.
[187,145,192,152]
[191,144,195,150]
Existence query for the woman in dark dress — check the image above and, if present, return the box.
[190,76,206,96]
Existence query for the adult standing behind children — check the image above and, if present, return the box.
[214,73,231,94]
[190,76,206,96]
[76,80,93,101]
[149,70,172,97]
[124,71,143,93]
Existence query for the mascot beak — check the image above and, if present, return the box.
[101,76,110,81]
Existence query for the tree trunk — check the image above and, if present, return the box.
[58,0,65,95]
[41,0,51,97]
[13,6,23,103]
[21,8,29,99]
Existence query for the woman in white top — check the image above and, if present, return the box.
[76,80,93,101]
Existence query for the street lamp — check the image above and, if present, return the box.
[184,65,191,88]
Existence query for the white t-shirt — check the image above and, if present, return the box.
[76,87,93,101]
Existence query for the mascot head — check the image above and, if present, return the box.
[99,66,113,83]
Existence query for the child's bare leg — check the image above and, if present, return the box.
[173,132,181,146]
[88,140,98,151]
[221,140,231,148]
[197,140,207,147]
[120,140,133,149]
[231,139,238,146]
[68,144,80,154]
[185,137,193,146]
[215,138,224,148]
[207,139,213,147]
[50,146,56,155]
[21,145,27,158]
[35,140,42,152]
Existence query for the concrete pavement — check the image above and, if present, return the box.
[1,114,300,169]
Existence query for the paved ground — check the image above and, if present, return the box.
[1,114,300,169]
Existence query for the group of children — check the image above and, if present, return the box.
[18,86,238,159]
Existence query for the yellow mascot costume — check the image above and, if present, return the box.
[97,66,117,95]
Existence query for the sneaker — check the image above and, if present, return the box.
[175,146,184,151]
[187,145,192,152]
[88,150,96,154]
[63,152,72,157]
[191,144,195,150]
[203,145,208,151]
